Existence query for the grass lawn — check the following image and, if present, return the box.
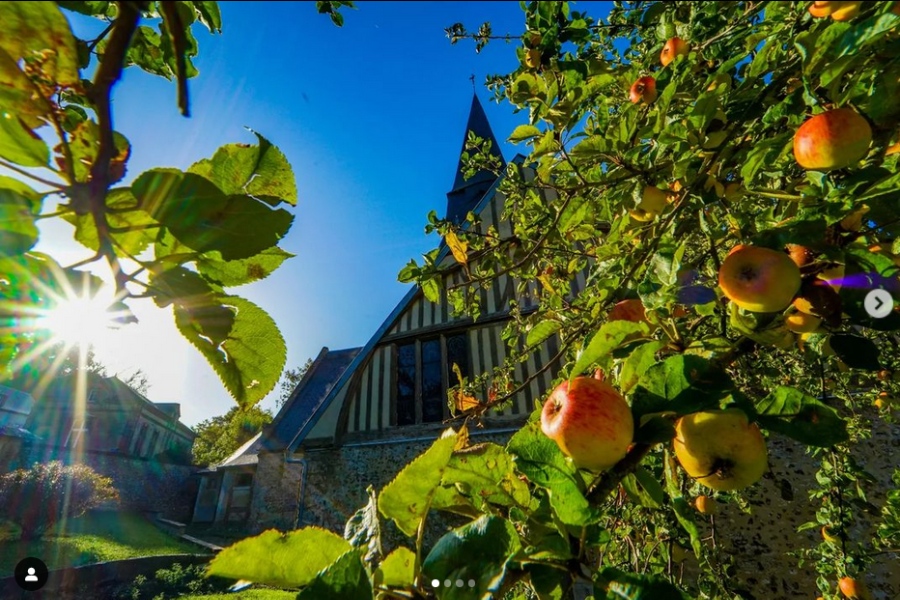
[0,511,200,577]
[178,592,295,600]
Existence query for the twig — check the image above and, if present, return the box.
[586,443,653,505]
[159,1,191,116]
[0,160,65,189]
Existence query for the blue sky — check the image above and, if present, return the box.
[36,1,611,425]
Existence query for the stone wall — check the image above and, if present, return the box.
[20,443,200,522]
[249,418,900,599]
[249,452,304,531]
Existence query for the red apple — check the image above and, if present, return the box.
[541,378,634,472]
[793,108,872,171]
[660,37,690,67]
[629,76,658,104]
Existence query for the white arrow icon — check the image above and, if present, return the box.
[865,289,894,319]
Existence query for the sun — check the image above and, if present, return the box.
[40,293,123,349]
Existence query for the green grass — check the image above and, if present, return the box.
[176,592,295,600]
[0,511,200,577]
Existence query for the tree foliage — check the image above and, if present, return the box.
[191,405,272,467]
[212,2,900,599]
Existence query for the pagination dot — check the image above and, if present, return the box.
[431,579,440,588]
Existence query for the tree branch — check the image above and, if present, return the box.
[87,0,143,293]
[586,443,653,505]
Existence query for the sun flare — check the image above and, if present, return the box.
[40,293,122,349]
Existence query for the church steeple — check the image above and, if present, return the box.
[445,94,506,224]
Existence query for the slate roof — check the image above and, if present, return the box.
[216,431,264,469]
[262,347,362,452]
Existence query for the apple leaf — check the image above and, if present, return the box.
[508,124,542,143]
[0,113,49,168]
[197,247,294,287]
[598,568,691,600]
[527,320,562,349]
[632,355,732,419]
[343,486,381,567]
[621,466,665,509]
[422,516,521,600]
[374,547,416,589]
[829,334,881,371]
[296,550,372,600]
[620,340,666,392]
[755,386,848,448]
[506,420,600,526]
[0,187,38,255]
[378,429,458,537]
[571,321,648,379]
[441,442,532,510]
[664,450,703,557]
[208,528,351,588]
[134,169,294,261]
[188,130,297,206]
[175,295,285,408]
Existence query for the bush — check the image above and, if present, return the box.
[0,461,118,539]
[115,563,230,600]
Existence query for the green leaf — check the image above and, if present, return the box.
[837,13,900,57]
[507,420,599,526]
[296,550,372,600]
[64,189,157,256]
[176,295,286,408]
[599,568,690,600]
[189,131,297,206]
[196,247,294,287]
[527,320,561,348]
[0,2,80,86]
[192,1,223,33]
[509,124,542,143]
[441,443,531,510]
[0,114,49,167]
[829,334,881,371]
[422,516,521,600]
[664,451,702,557]
[755,386,848,447]
[620,341,666,392]
[207,527,351,588]
[134,169,294,261]
[343,486,381,566]
[378,429,458,537]
[56,1,116,18]
[0,187,38,255]
[572,321,648,378]
[621,466,664,509]
[374,547,415,589]
[633,355,731,418]
[528,563,572,600]
[633,416,676,445]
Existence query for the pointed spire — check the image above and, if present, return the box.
[445,93,506,224]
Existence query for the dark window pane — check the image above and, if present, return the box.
[446,334,469,386]
[397,343,416,426]
[422,360,443,423]
[398,343,416,367]
[422,339,441,364]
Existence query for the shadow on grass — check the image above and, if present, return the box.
[0,511,199,577]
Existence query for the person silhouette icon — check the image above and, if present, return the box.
[15,557,48,590]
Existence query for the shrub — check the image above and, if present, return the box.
[115,563,230,600]
[0,461,118,539]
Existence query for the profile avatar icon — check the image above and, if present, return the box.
[15,557,48,590]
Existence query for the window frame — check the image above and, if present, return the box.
[391,332,471,427]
